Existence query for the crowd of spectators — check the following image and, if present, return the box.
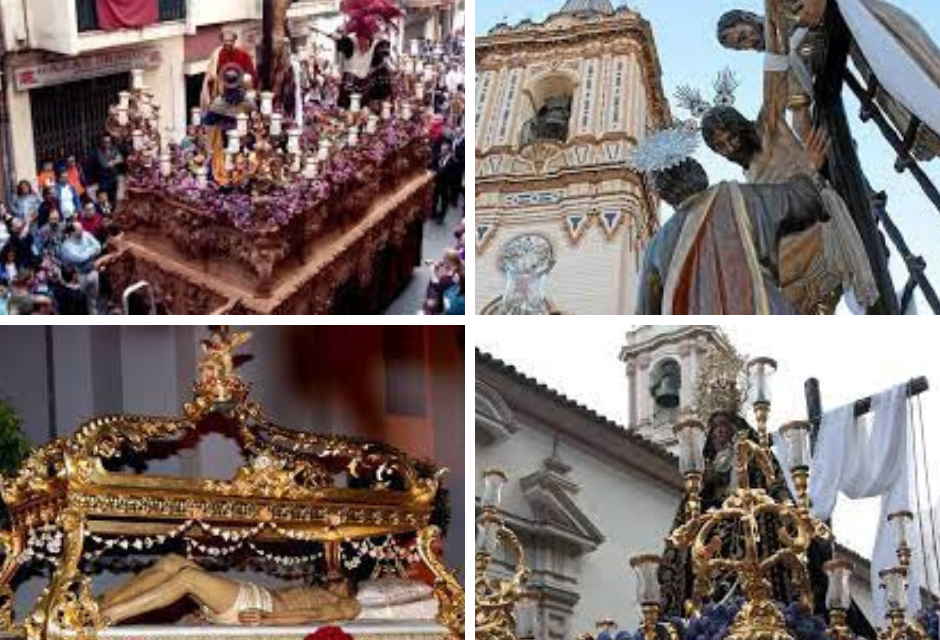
[1,137,126,315]
[421,46,465,315]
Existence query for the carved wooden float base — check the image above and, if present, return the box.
[108,173,433,315]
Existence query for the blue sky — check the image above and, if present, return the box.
[476,0,940,313]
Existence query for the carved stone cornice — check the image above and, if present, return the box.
[476,165,646,194]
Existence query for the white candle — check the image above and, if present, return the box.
[286,128,302,154]
[350,93,362,113]
[132,130,144,151]
[303,156,318,180]
[195,166,208,188]
[381,101,392,120]
[270,113,283,136]
[117,107,129,127]
[190,108,202,128]
[227,130,241,153]
[290,155,302,174]
[348,126,359,147]
[317,140,331,162]
[260,92,274,116]
[224,150,234,172]
[159,153,172,177]
[131,69,145,91]
[410,39,419,56]
[423,67,434,83]
[415,84,425,102]
[119,91,131,110]
[236,113,249,137]
[402,102,413,120]
[416,60,424,76]
[365,114,379,134]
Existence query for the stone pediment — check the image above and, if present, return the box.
[519,457,605,553]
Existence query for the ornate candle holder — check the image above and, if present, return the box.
[824,560,853,640]
[747,357,777,447]
[673,416,706,519]
[477,469,530,640]
[106,69,163,172]
[668,424,829,640]
[779,420,812,511]
[878,566,928,640]
[626,554,680,640]
[887,511,914,568]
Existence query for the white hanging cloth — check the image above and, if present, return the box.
[773,384,923,623]
[836,0,940,139]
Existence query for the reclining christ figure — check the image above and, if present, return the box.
[99,554,362,626]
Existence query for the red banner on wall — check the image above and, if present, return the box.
[96,0,160,30]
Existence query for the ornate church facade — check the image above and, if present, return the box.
[474,0,671,314]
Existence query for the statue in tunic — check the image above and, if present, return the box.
[270,0,300,119]
[520,96,572,145]
[632,156,829,315]
[706,2,879,314]
[333,0,402,110]
[203,68,257,186]
[98,554,361,626]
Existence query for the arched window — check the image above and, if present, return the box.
[650,357,681,424]
[519,71,579,147]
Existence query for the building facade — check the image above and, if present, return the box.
[0,0,344,193]
[619,325,734,448]
[476,326,878,640]
[475,0,670,314]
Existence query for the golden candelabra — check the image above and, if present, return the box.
[630,352,934,640]
[476,469,531,640]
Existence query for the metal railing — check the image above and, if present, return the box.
[76,0,187,33]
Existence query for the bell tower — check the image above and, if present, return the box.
[475,1,671,314]
[618,326,733,450]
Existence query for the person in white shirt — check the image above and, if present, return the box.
[444,65,463,95]
[60,222,102,314]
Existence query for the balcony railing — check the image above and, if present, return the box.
[76,0,187,33]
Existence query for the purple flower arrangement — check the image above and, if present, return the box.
[125,114,426,234]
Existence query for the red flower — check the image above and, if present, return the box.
[305,627,355,640]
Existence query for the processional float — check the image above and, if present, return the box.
[0,328,464,640]
[474,346,939,640]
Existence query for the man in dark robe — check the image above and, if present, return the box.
[634,156,829,315]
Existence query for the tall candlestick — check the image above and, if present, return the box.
[270,113,283,136]
[260,92,274,116]
[303,155,318,180]
[159,153,172,178]
[317,140,331,162]
[227,130,241,153]
[287,128,302,154]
